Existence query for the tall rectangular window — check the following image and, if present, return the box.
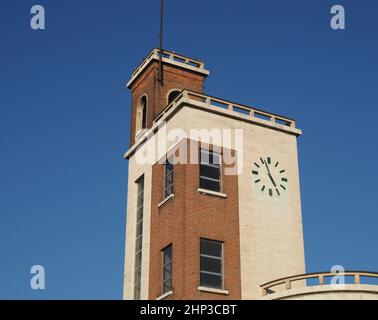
[200,149,221,192]
[200,239,223,289]
[134,175,144,300]
[162,244,173,294]
[164,160,174,198]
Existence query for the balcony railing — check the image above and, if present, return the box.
[128,49,208,88]
[131,49,206,78]
[260,271,378,296]
[153,90,297,131]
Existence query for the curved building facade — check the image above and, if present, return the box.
[260,271,378,300]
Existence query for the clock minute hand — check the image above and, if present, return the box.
[264,160,277,187]
[264,160,272,174]
[268,173,277,187]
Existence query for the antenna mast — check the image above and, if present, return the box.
[158,0,164,86]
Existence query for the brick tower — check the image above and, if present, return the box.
[123,49,306,300]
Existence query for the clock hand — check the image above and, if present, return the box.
[264,160,272,175]
[268,173,277,187]
[264,160,277,187]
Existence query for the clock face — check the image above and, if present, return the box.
[252,157,288,197]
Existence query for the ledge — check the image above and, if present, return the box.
[259,284,378,300]
[158,194,175,208]
[135,129,148,141]
[198,286,229,295]
[124,90,301,160]
[198,188,227,199]
[127,49,209,88]
[156,291,173,300]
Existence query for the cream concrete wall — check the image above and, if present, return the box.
[123,157,152,300]
[124,104,305,300]
[239,122,305,299]
[261,285,378,300]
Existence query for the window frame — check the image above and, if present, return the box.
[167,89,181,105]
[134,175,145,300]
[199,238,224,290]
[141,97,147,129]
[136,95,148,136]
[162,244,173,294]
[199,148,222,193]
[164,158,174,199]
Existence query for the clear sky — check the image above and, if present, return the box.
[0,0,377,299]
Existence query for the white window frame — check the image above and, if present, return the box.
[164,159,174,199]
[199,239,224,290]
[162,244,173,294]
[199,148,222,193]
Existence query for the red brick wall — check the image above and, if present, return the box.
[129,61,206,146]
[149,140,241,300]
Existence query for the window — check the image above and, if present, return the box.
[200,149,221,192]
[200,239,223,289]
[164,159,174,198]
[134,176,144,300]
[141,98,147,129]
[162,245,173,294]
[136,96,147,135]
[168,90,181,105]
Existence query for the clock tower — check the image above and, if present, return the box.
[123,49,306,300]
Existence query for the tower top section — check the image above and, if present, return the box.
[127,48,210,89]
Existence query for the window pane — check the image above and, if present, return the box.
[165,172,173,185]
[200,165,220,180]
[200,256,222,274]
[200,239,223,289]
[134,176,144,301]
[137,178,144,192]
[201,239,222,257]
[166,162,173,174]
[136,207,143,223]
[164,260,172,271]
[136,236,143,252]
[165,160,174,197]
[134,285,141,300]
[137,193,144,207]
[164,246,172,264]
[168,91,180,105]
[200,178,220,192]
[136,221,143,237]
[200,272,222,289]
[135,266,141,281]
[163,245,173,293]
[135,251,142,268]
[163,280,172,293]
[199,149,221,192]
[165,186,173,197]
[141,97,147,129]
[164,269,172,281]
[201,150,220,165]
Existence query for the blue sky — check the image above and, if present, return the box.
[0,0,377,299]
